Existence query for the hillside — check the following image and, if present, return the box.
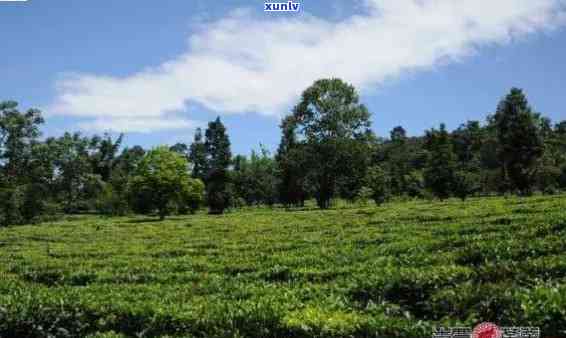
[1,195,565,338]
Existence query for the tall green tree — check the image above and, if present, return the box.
[492,88,544,195]
[91,133,124,182]
[451,121,483,200]
[205,117,232,214]
[385,126,411,196]
[424,124,456,200]
[189,128,207,182]
[374,126,427,198]
[0,101,47,226]
[276,116,308,207]
[289,78,373,209]
[99,145,146,215]
[452,121,484,165]
[0,101,44,181]
[553,121,566,189]
[51,133,99,212]
[129,146,202,220]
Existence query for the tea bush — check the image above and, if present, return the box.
[0,195,565,337]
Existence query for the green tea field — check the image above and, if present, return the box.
[1,195,566,338]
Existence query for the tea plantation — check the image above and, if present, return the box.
[1,195,565,338]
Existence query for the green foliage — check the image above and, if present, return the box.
[537,165,561,194]
[453,170,481,201]
[356,186,373,206]
[373,126,428,198]
[364,165,391,205]
[0,185,24,227]
[404,170,425,198]
[51,132,100,213]
[424,124,457,200]
[0,101,44,181]
[232,146,279,207]
[169,142,188,157]
[3,85,566,223]
[188,128,207,182]
[336,138,374,202]
[492,88,544,195]
[1,195,566,337]
[452,121,484,164]
[114,146,145,175]
[96,183,129,216]
[129,147,202,220]
[90,133,124,182]
[205,117,232,214]
[0,102,56,226]
[285,78,373,209]
[0,183,59,227]
[179,178,205,214]
[560,165,566,190]
[276,116,308,207]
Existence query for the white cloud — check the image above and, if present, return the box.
[49,0,566,132]
[78,117,200,134]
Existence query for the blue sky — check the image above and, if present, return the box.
[1,0,566,155]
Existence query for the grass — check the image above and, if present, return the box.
[0,195,565,337]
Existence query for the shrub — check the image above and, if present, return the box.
[558,165,566,190]
[364,165,391,205]
[96,184,130,216]
[0,186,24,227]
[453,170,480,201]
[178,179,205,215]
[356,186,373,206]
[0,183,58,226]
[537,165,561,194]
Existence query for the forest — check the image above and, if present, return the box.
[1,79,566,338]
[1,78,565,226]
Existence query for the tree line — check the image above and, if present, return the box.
[1,79,565,225]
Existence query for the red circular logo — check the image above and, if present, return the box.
[472,322,503,338]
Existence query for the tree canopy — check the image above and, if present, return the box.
[1,82,565,225]
[286,78,374,209]
[129,147,203,220]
